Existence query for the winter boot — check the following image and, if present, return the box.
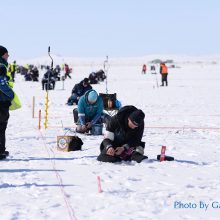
[131,152,148,163]
[0,154,6,160]
[97,154,122,163]
[3,151,9,156]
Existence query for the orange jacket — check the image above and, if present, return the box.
[160,64,168,74]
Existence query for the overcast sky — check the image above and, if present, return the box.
[1,0,220,60]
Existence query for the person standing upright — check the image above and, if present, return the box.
[142,64,147,74]
[9,60,17,82]
[64,64,72,79]
[160,62,168,86]
[0,46,14,159]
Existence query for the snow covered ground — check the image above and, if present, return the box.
[1,56,220,220]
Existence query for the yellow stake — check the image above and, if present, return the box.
[44,91,49,129]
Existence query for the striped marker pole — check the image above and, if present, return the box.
[160,146,166,162]
[97,176,102,193]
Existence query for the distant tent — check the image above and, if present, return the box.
[151,59,174,64]
[151,59,162,64]
[165,59,174,63]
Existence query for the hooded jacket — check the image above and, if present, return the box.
[0,58,14,106]
[100,105,144,151]
[71,80,92,97]
[77,90,104,125]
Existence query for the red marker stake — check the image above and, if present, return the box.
[97,176,102,193]
[160,146,166,162]
[38,109,41,130]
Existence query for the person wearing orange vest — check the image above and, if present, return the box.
[160,62,168,86]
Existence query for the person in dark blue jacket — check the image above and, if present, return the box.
[67,78,92,105]
[73,89,110,133]
[41,67,56,90]
[0,46,14,159]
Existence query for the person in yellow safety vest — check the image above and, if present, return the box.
[61,63,64,71]
[160,62,168,86]
[7,64,14,88]
[9,60,16,82]
[24,64,29,70]
[0,45,21,159]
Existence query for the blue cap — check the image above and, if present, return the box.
[88,91,98,103]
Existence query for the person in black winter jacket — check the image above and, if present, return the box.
[0,46,14,159]
[67,78,92,105]
[42,68,56,90]
[97,105,148,163]
[88,72,98,84]
[30,66,39,81]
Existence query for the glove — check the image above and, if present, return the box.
[119,147,135,160]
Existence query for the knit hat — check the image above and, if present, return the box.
[88,90,98,103]
[129,110,145,126]
[0,46,8,57]
[0,64,7,76]
[83,78,89,85]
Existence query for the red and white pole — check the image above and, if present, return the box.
[97,176,102,193]
[160,146,166,162]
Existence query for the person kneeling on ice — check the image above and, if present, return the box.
[73,89,111,134]
[67,78,92,105]
[97,105,148,163]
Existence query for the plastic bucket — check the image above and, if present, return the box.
[91,124,103,135]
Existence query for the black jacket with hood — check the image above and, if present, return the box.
[100,105,144,152]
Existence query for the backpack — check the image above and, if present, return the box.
[68,136,83,151]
